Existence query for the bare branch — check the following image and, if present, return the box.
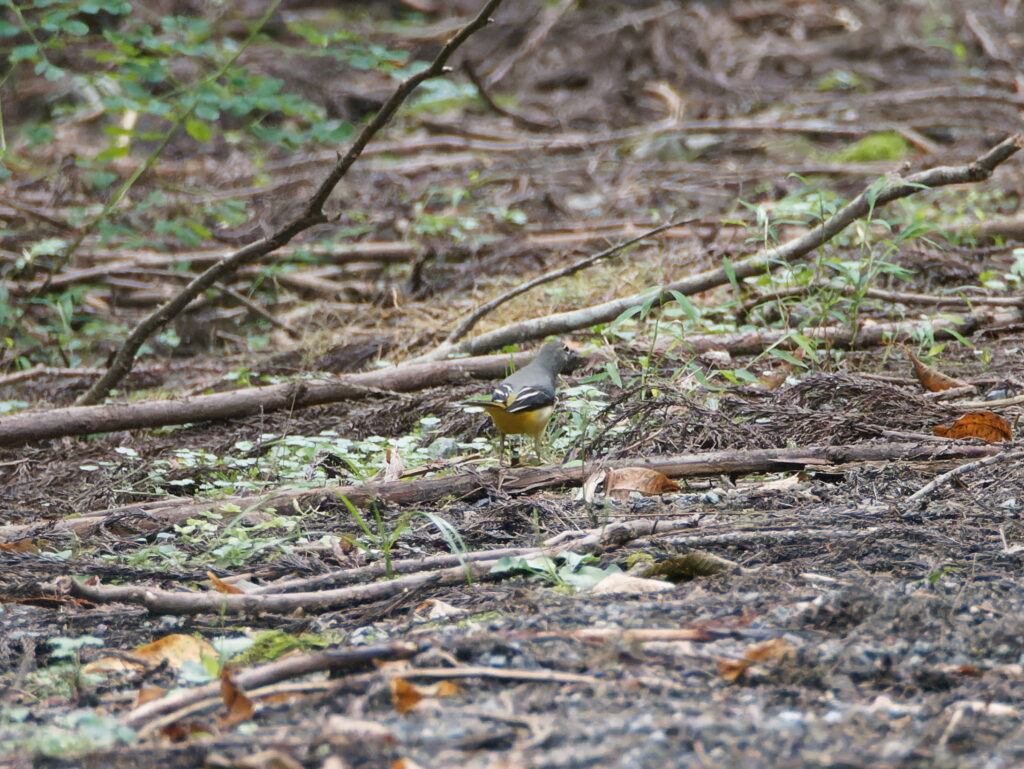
[76,0,504,405]
[443,134,1024,356]
[425,218,693,360]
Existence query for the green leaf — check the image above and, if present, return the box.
[722,257,740,293]
[605,361,622,388]
[613,303,644,324]
[195,103,220,121]
[11,44,38,62]
[95,144,131,161]
[61,19,90,35]
[490,556,527,575]
[766,348,807,368]
[668,290,700,322]
[185,118,213,142]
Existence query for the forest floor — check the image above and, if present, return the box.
[2,1,1024,767]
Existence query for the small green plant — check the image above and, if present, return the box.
[0,707,136,758]
[335,493,467,579]
[100,418,491,498]
[490,551,621,591]
[11,635,106,720]
[926,564,964,585]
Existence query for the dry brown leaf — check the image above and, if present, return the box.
[0,538,40,553]
[382,448,405,483]
[903,345,970,392]
[758,349,804,390]
[411,598,465,621]
[392,759,427,769]
[590,572,674,595]
[933,411,1012,442]
[132,685,167,708]
[604,467,680,501]
[718,638,796,682]
[81,656,140,675]
[744,638,796,664]
[84,633,216,676]
[717,657,751,683]
[581,469,607,503]
[208,571,246,594]
[390,678,423,714]
[390,677,460,714]
[133,633,216,669]
[217,668,255,729]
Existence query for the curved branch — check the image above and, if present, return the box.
[444,133,1024,357]
[77,0,504,405]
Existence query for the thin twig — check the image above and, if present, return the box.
[76,0,504,405]
[220,286,300,338]
[462,60,557,131]
[906,448,1024,506]
[738,282,1024,321]
[484,0,576,87]
[431,218,692,356]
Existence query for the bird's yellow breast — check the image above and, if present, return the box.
[477,403,553,437]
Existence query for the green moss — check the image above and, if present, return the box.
[835,132,909,163]
[231,630,332,664]
[645,553,725,582]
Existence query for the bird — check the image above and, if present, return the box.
[465,341,572,464]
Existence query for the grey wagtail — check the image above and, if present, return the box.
[465,341,572,463]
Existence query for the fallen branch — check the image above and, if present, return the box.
[397,666,598,685]
[738,282,1024,322]
[440,133,1023,356]
[120,641,419,729]
[249,544,550,595]
[77,0,504,405]
[674,312,996,356]
[0,349,534,448]
[7,303,1016,447]
[63,559,501,615]
[2,442,999,542]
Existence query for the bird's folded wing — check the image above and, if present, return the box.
[502,385,555,413]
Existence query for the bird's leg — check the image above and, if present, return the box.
[497,432,506,465]
[532,434,547,464]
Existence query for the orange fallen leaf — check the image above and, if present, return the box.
[717,657,751,683]
[392,759,427,769]
[208,572,245,594]
[390,677,460,714]
[390,679,423,714]
[411,598,465,621]
[133,634,217,669]
[0,538,40,553]
[132,685,167,708]
[903,345,970,392]
[83,633,216,676]
[718,638,796,682]
[933,411,1012,442]
[217,668,255,729]
[604,467,679,501]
